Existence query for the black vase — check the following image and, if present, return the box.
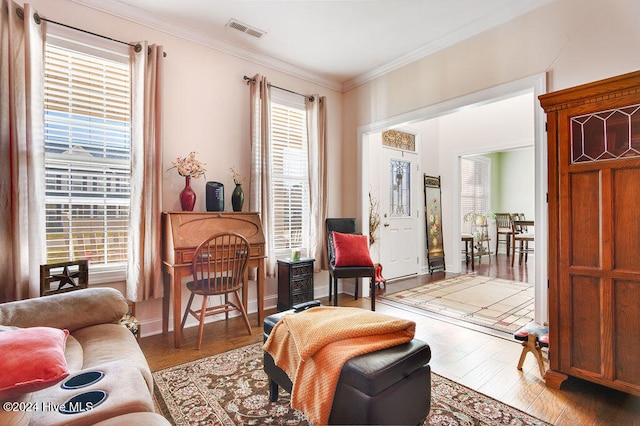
[205,181,224,212]
[231,184,244,212]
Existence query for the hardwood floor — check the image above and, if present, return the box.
[140,253,640,425]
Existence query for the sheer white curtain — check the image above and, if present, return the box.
[249,74,276,277]
[306,95,328,271]
[127,42,164,301]
[0,1,45,302]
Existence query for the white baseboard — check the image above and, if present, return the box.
[137,287,342,338]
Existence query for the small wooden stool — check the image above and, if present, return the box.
[514,322,548,378]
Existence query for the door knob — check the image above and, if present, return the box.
[384,223,390,227]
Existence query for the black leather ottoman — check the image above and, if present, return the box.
[263,305,432,425]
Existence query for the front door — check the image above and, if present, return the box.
[379,146,419,280]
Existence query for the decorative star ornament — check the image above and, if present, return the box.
[52,266,80,290]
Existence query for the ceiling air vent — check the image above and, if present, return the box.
[226,19,266,39]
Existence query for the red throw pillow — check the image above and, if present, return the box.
[0,327,69,398]
[332,231,374,267]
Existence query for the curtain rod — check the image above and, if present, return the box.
[243,75,314,102]
[34,13,167,57]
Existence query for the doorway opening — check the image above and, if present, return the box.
[455,147,536,336]
[359,73,548,330]
[368,128,422,282]
[460,146,535,274]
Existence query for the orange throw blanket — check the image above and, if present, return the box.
[263,306,416,425]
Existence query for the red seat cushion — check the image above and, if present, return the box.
[0,327,69,398]
[332,231,374,267]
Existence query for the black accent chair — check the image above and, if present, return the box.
[326,218,376,311]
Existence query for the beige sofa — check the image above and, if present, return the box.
[0,288,169,426]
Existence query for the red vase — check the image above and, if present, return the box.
[180,176,196,211]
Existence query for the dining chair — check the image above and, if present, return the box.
[181,232,252,349]
[511,219,534,267]
[461,233,475,270]
[512,213,527,233]
[494,213,513,256]
[326,218,376,311]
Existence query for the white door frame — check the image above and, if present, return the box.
[358,73,548,322]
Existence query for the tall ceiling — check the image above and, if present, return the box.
[71,0,553,91]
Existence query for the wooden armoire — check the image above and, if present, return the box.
[539,71,640,396]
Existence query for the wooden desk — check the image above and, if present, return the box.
[162,212,266,348]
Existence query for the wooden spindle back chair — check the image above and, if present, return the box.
[181,232,252,349]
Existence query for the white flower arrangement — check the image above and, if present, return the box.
[230,166,246,185]
[169,151,206,179]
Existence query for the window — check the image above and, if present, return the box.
[460,156,490,233]
[390,159,411,217]
[270,91,310,259]
[44,33,131,277]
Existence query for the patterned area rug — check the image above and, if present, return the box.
[153,343,549,425]
[380,274,534,335]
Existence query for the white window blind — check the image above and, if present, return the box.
[270,92,310,259]
[44,39,131,270]
[460,156,490,233]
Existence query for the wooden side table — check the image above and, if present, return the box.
[472,223,491,263]
[277,258,315,311]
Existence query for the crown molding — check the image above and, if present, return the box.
[342,0,554,91]
[68,0,343,92]
[69,0,553,94]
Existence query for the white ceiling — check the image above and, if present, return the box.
[71,0,552,91]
